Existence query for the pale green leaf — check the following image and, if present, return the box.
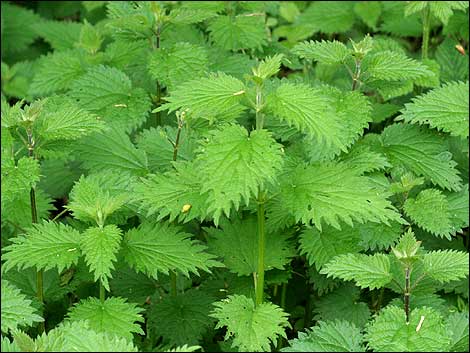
[365,306,450,352]
[398,81,469,138]
[32,20,82,51]
[208,14,267,51]
[253,54,284,79]
[321,253,393,290]
[67,297,144,340]
[446,312,469,352]
[282,320,365,352]
[354,1,382,30]
[122,222,222,278]
[80,225,122,290]
[157,73,247,122]
[1,3,39,54]
[292,40,350,64]
[206,216,295,276]
[2,221,81,273]
[68,65,151,132]
[422,250,469,283]
[196,125,284,225]
[211,294,289,352]
[1,280,43,333]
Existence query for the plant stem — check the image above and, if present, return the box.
[255,191,266,306]
[421,5,431,60]
[27,129,45,334]
[404,267,411,323]
[255,84,264,131]
[100,280,105,303]
[351,59,362,91]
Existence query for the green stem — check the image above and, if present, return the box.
[351,59,362,91]
[421,5,431,60]
[100,280,105,303]
[255,191,266,306]
[255,84,264,131]
[404,267,411,323]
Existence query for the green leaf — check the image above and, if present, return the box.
[68,65,151,132]
[168,7,218,25]
[67,174,128,226]
[435,39,468,83]
[29,49,89,97]
[365,306,450,352]
[404,189,456,239]
[321,253,393,290]
[1,3,39,54]
[354,1,382,30]
[67,297,144,341]
[279,163,403,230]
[135,126,196,172]
[2,221,81,273]
[32,19,82,51]
[157,73,247,122]
[196,125,284,225]
[422,250,469,283]
[36,320,138,352]
[150,289,215,346]
[364,51,433,81]
[75,127,148,175]
[446,312,469,352]
[398,81,469,139]
[148,42,208,90]
[211,294,289,352]
[77,20,103,54]
[208,14,267,51]
[299,226,362,270]
[446,183,469,230]
[80,225,122,290]
[281,320,365,352]
[133,161,208,224]
[253,54,284,80]
[313,283,371,328]
[379,123,462,191]
[35,96,104,141]
[292,40,350,64]
[1,157,40,203]
[406,1,469,25]
[1,280,43,333]
[122,222,222,278]
[267,83,343,150]
[1,336,20,352]
[206,216,295,276]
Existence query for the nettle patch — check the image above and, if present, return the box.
[1,1,469,352]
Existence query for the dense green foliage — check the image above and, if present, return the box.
[1,1,469,352]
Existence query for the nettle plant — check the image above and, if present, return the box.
[1,1,469,352]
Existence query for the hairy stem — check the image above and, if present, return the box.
[421,5,431,60]
[27,130,45,334]
[351,59,362,91]
[404,267,411,323]
[255,191,266,306]
[100,280,105,303]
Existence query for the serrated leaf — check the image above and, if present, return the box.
[80,225,122,290]
[68,65,151,132]
[32,20,82,51]
[404,189,456,239]
[75,127,148,175]
[365,306,450,352]
[313,283,371,328]
[1,336,20,352]
[446,311,469,352]
[168,8,218,25]
[206,216,295,276]
[446,183,469,230]
[380,124,462,191]
[211,294,289,352]
[339,146,391,175]
[133,161,208,224]
[150,289,215,346]
[36,320,138,352]
[208,14,267,51]
[279,163,403,230]
[122,222,222,278]
[422,250,469,283]
[398,81,469,138]
[196,125,284,224]
[157,73,247,122]
[148,42,208,90]
[253,54,283,80]
[321,253,393,290]
[354,1,382,30]
[299,226,362,270]
[1,3,39,54]
[364,51,433,81]
[435,38,469,83]
[282,320,365,352]
[67,297,144,340]
[2,221,81,273]
[1,280,43,333]
[292,40,350,64]
[1,157,40,202]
